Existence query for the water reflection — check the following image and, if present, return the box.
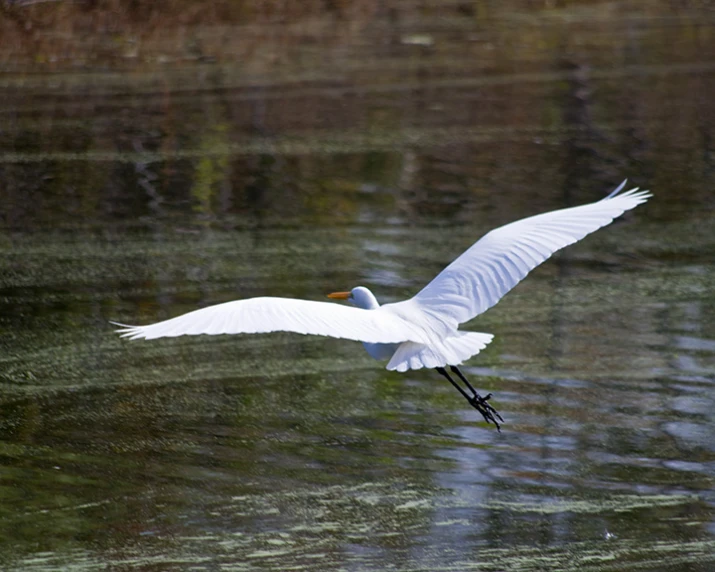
[1,3,715,571]
[2,211,714,569]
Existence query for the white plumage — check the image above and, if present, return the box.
[115,183,651,374]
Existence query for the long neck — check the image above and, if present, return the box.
[361,295,380,310]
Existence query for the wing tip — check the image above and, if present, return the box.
[603,179,653,205]
[605,179,629,198]
[110,320,146,340]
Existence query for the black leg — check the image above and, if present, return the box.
[450,365,479,396]
[436,367,503,431]
[436,366,473,402]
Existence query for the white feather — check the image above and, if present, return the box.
[115,182,651,372]
[114,297,426,345]
[408,186,652,330]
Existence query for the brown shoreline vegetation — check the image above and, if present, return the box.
[0,0,711,70]
[1,0,382,69]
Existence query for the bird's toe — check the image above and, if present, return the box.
[469,393,503,430]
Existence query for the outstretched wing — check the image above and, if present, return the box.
[114,297,424,344]
[410,182,652,329]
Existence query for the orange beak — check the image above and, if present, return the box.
[327,291,351,300]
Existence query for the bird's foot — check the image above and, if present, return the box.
[468,392,504,432]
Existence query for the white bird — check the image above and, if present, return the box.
[114,181,651,430]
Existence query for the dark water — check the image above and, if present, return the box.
[1,5,715,571]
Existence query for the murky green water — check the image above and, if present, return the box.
[1,4,715,571]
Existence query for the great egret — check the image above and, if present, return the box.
[115,181,651,430]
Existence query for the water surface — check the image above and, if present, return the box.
[1,3,714,570]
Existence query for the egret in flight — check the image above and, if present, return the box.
[115,182,651,430]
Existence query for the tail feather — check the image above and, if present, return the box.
[386,331,493,372]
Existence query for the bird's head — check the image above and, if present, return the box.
[327,286,380,310]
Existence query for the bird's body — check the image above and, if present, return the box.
[115,182,651,430]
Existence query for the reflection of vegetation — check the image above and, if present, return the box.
[191,122,230,215]
[1,6,714,229]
